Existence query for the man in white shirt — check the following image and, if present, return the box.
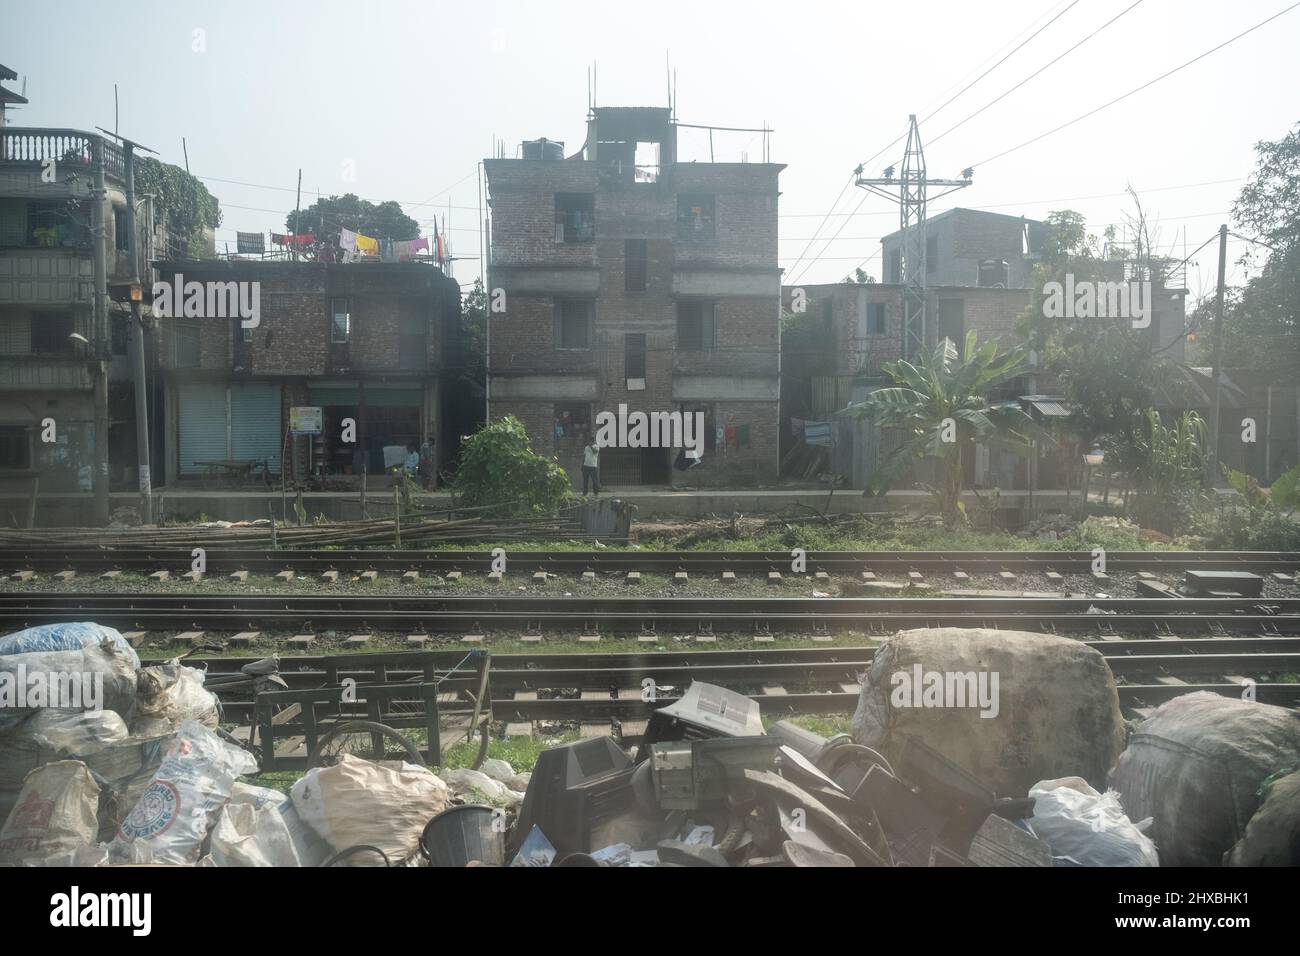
[581,435,600,496]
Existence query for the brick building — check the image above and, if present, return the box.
[484,106,784,488]
[153,259,458,486]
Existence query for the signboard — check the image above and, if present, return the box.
[289,406,322,435]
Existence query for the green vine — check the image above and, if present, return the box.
[134,156,222,258]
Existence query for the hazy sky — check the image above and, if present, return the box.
[9,0,1298,300]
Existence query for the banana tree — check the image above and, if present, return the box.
[850,331,1050,525]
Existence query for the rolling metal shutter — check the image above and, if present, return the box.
[178,383,227,476]
[230,382,281,471]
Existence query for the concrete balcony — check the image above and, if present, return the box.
[0,355,92,390]
[0,248,94,305]
[0,127,125,185]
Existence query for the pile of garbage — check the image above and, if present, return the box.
[1,622,1297,867]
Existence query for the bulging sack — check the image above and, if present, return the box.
[852,628,1125,796]
[1226,768,1300,867]
[1028,776,1158,867]
[0,760,101,866]
[1110,692,1300,866]
[290,754,448,864]
[110,720,257,865]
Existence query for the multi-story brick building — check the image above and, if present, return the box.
[484,106,784,488]
[153,259,458,486]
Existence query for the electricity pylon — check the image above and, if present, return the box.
[855,115,971,361]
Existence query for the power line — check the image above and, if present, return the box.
[787,191,870,285]
[920,0,1081,126]
[929,0,1148,146]
[969,2,1300,169]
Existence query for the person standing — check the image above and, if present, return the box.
[581,435,601,496]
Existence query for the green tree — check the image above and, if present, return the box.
[851,331,1047,525]
[453,416,572,517]
[287,193,420,245]
[1202,123,1300,378]
[842,267,876,284]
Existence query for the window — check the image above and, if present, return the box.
[926,235,938,273]
[331,298,351,343]
[553,402,591,439]
[0,424,31,469]
[30,312,74,354]
[555,193,595,243]
[114,206,130,251]
[677,195,715,240]
[866,302,887,336]
[625,239,647,292]
[111,314,129,355]
[0,315,31,354]
[399,308,427,370]
[889,250,902,283]
[625,333,646,380]
[24,200,86,248]
[554,299,592,349]
[676,300,716,350]
[176,319,200,367]
[938,299,963,346]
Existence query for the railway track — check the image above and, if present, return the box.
[2,547,1298,576]
[192,639,1300,727]
[3,593,1299,634]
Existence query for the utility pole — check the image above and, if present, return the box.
[1207,222,1229,485]
[97,127,158,522]
[90,141,110,525]
[855,115,972,360]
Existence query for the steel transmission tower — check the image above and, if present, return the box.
[855,115,972,361]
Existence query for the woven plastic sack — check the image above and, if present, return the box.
[0,760,101,866]
[1109,692,1300,867]
[0,622,140,669]
[1226,768,1300,867]
[136,661,220,730]
[110,720,257,865]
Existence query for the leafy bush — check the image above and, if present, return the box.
[453,416,572,517]
[1191,463,1300,550]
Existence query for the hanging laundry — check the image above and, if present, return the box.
[409,236,429,255]
[724,425,737,450]
[735,424,750,448]
[715,422,726,453]
[791,417,806,441]
[339,227,359,253]
[236,231,265,254]
[272,232,316,247]
[354,233,379,256]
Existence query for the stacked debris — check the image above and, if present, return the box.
[2,621,1297,867]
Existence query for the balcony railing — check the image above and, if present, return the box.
[0,127,125,181]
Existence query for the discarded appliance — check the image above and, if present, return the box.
[637,681,765,760]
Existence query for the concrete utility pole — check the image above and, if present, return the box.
[1207,222,1229,485]
[91,143,110,525]
[855,115,972,361]
[99,128,157,523]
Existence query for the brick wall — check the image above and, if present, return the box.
[486,151,783,485]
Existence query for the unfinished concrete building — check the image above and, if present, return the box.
[783,208,1191,491]
[484,107,784,487]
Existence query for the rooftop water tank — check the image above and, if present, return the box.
[522,138,565,161]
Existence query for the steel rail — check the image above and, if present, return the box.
[2,547,1298,574]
